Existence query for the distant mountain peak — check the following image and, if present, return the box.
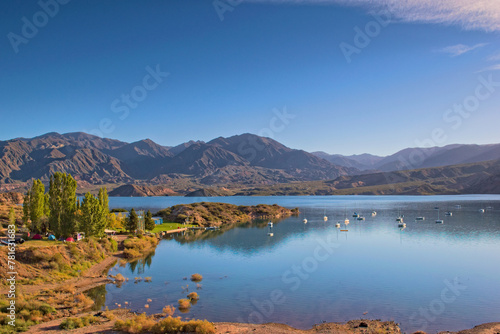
[2,132,500,192]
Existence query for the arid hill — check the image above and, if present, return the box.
[156,202,299,227]
[108,184,180,197]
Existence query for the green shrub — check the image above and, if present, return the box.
[123,248,142,259]
[151,317,215,334]
[60,315,98,330]
[109,238,118,252]
[114,313,156,333]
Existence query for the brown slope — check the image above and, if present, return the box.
[108,184,179,197]
[326,159,500,194]
[209,133,356,180]
[161,142,249,176]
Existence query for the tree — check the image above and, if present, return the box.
[96,187,109,237]
[79,192,100,238]
[23,179,47,233]
[78,188,109,238]
[43,193,50,217]
[8,207,16,226]
[108,212,124,230]
[126,208,138,233]
[49,172,77,238]
[22,193,30,225]
[145,210,155,231]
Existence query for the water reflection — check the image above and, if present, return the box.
[86,284,107,311]
[95,196,500,333]
[120,250,156,275]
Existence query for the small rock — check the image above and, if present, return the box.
[359,322,368,328]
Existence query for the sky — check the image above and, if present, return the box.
[0,0,499,156]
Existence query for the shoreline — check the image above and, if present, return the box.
[5,237,498,334]
[24,306,500,334]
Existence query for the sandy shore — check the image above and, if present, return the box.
[24,308,500,334]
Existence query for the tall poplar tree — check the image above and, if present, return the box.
[8,207,16,226]
[96,187,109,237]
[79,192,100,237]
[23,179,47,233]
[145,210,155,231]
[49,172,77,238]
[126,208,138,233]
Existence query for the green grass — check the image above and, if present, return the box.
[151,222,197,233]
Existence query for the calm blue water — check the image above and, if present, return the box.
[96,195,500,333]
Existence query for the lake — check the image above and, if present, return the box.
[92,195,500,333]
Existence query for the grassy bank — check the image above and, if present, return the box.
[0,237,118,285]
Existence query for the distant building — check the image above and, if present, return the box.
[152,217,163,225]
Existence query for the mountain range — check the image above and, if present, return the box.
[1,132,499,195]
[312,143,500,172]
[0,132,352,189]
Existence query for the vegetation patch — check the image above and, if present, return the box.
[156,202,297,227]
[177,299,191,310]
[122,235,158,259]
[190,273,203,282]
[0,236,118,284]
[0,296,56,332]
[114,313,215,334]
[187,292,199,300]
[59,314,99,330]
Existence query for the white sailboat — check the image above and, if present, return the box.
[396,208,404,223]
[436,208,444,224]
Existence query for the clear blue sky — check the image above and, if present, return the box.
[1,0,499,156]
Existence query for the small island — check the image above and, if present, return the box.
[156,202,299,227]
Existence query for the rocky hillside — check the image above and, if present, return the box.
[0,132,354,189]
[156,202,299,227]
[0,191,23,205]
[314,143,500,172]
[108,185,180,197]
[235,159,500,196]
[185,188,231,197]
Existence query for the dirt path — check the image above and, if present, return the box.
[2,234,131,296]
[25,310,124,334]
[25,314,500,334]
[25,316,400,334]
